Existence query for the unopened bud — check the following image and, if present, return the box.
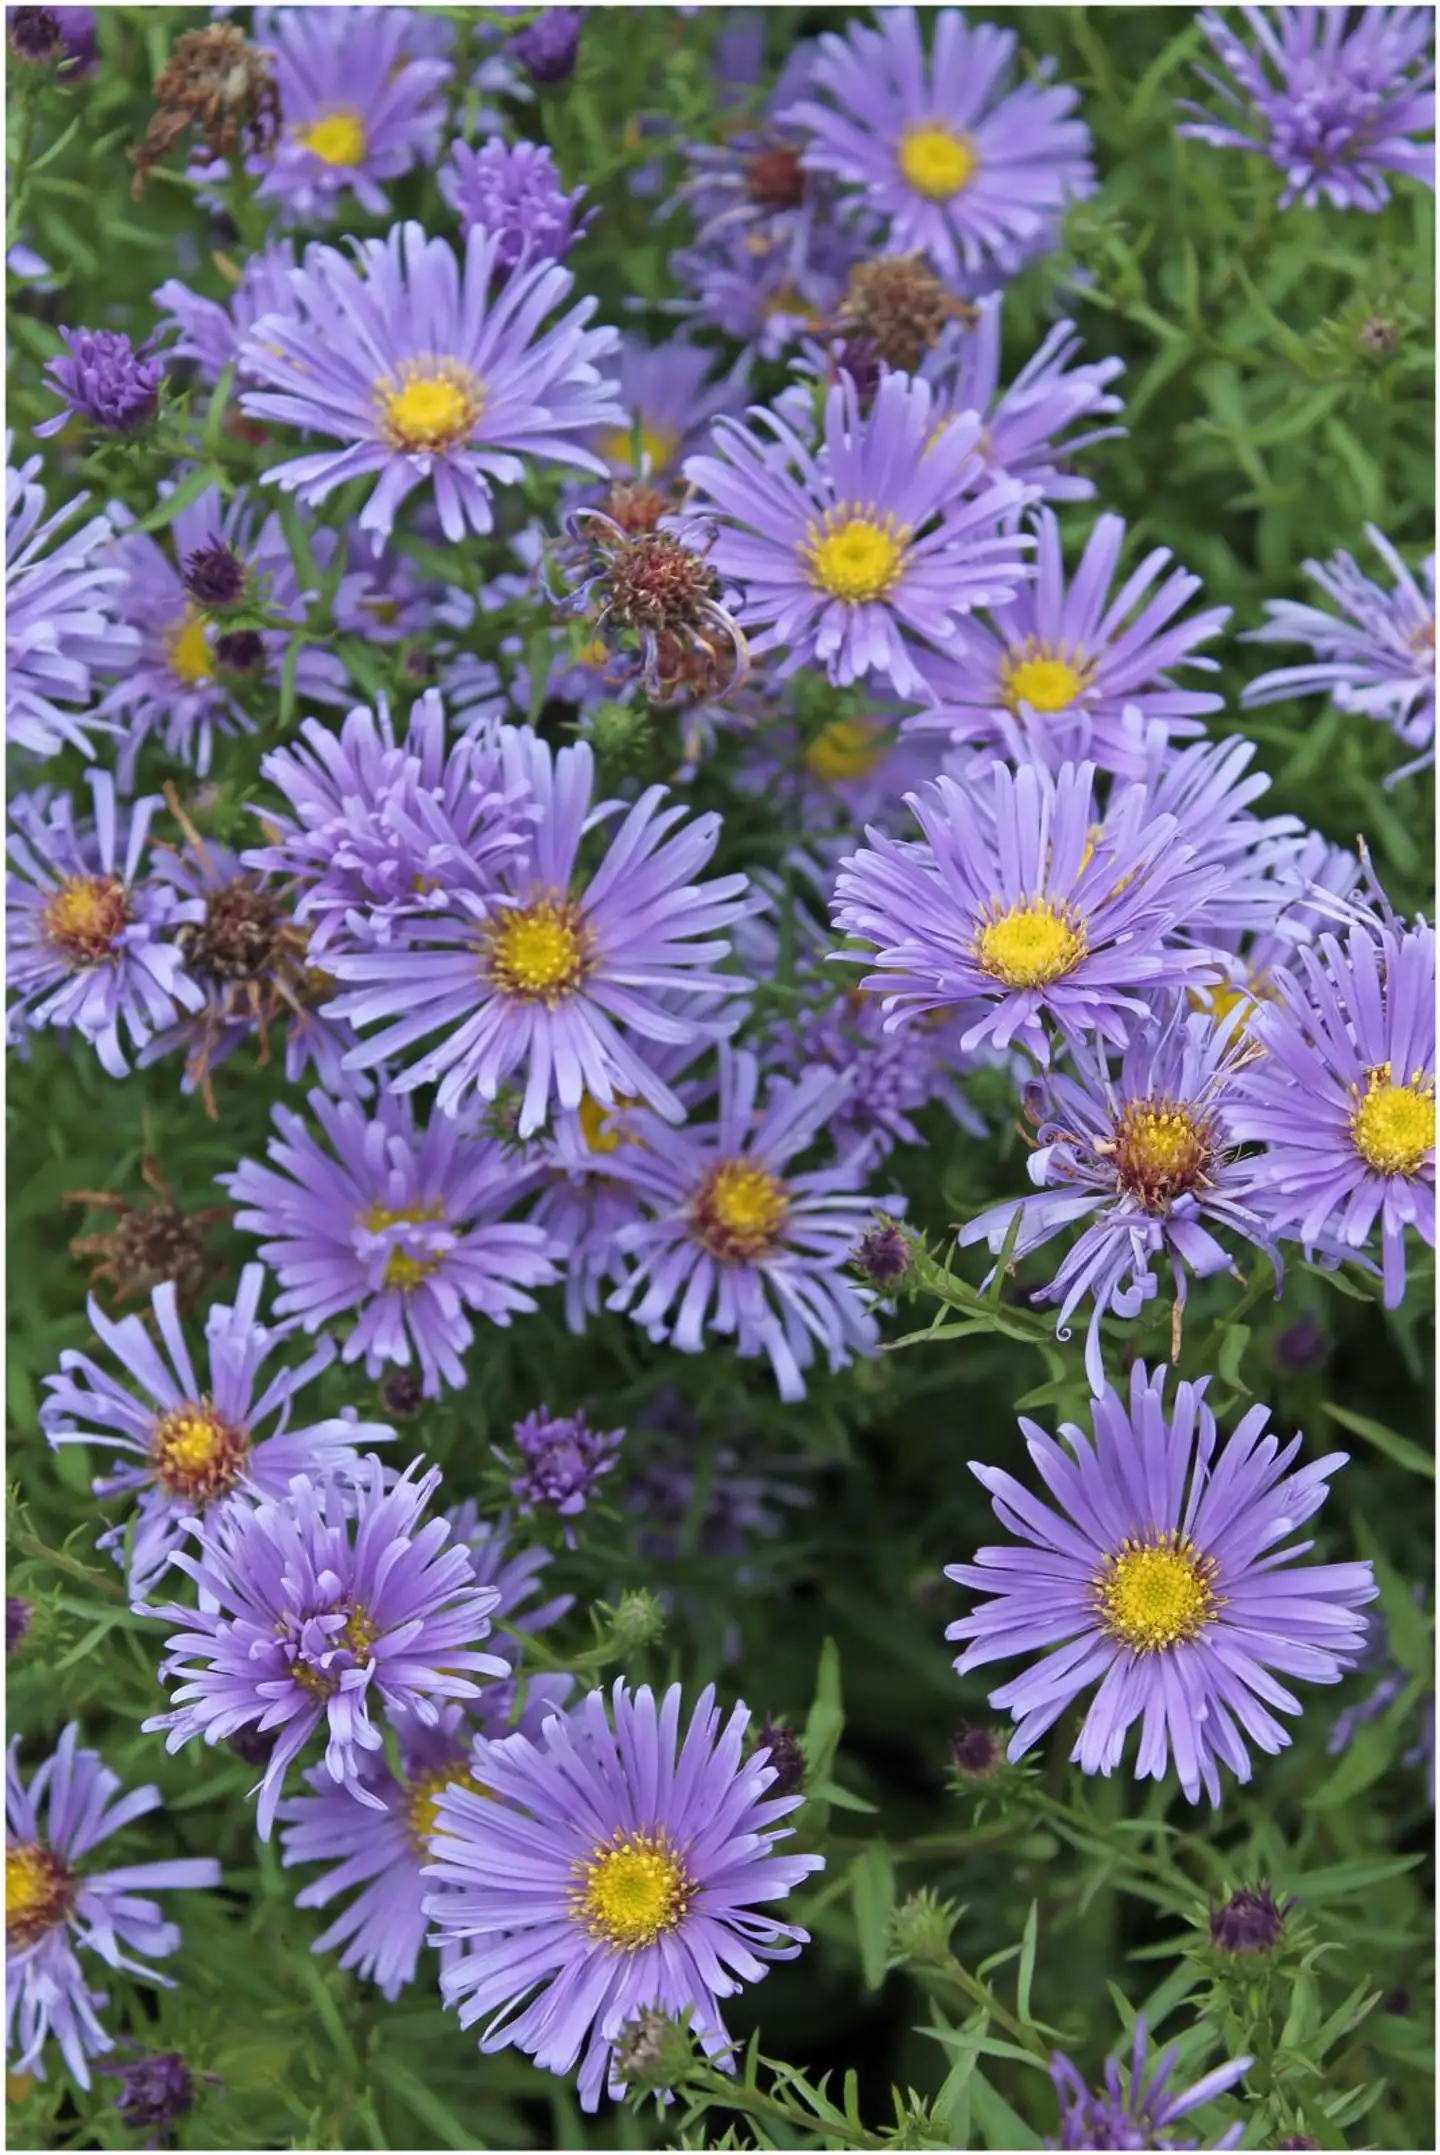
[889,1888,960,1970]
[606,1588,666,1656]
[613,2007,696,2094]
[1209,1882,1293,1956]
[853,1219,913,1288]
[756,1715,805,1798]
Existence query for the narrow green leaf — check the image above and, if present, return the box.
[1016,1900,1039,2026]
[849,1842,894,1991]
[134,465,226,534]
[1322,1401,1434,1479]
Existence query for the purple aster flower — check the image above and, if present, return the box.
[505,1406,624,1536]
[1242,525,1435,782]
[781,7,1094,285]
[7,5,95,70]
[7,773,204,1079]
[143,1456,509,1840]
[6,1597,31,1654]
[958,997,1280,1392]
[1050,2017,1252,2150]
[241,6,450,227]
[279,1680,571,2004]
[446,1503,574,1656]
[945,1361,1377,1805]
[675,371,1032,701]
[239,221,624,553]
[5,437,137,760]
[510,7,584,86]
[96,480,349,780]
[587,333,749,481]
[439,137,588,275]
[606,1045,900,1401]
[35,326,163,439]
[327,729,752,1135]
[152,240,300,387]
[425,1679,823,2110]
[933,299,1124,504]
[528,1088,681,1332]
[1229,920,1435,1306]
[1179,7,1435,213]
[99,2045,220,2148]
[830,757,1224,1068]
[223,1087,561,1398]
[906,511,1229,774]
[669,216,858,362]
[40,1262,390,1599]
[245,693,537,958]
[5,1725,220,2089]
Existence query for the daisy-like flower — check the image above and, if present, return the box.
[223,1087,561,1398]
[446,1503,574,1661]
[958,998,1279,1391]
[244,6,450,226]
[1242,525,1435,782]
[1049,2017,1252,2151]
[96,480,348,780]
[1229,919,1435,1306]
[830,757,1223,1067]
[6,1726,220,2089]
[152,239,300,386]
[239,220,624,552]
[945,1361,1377,1805]
[245,693,537,958]
[906,511,1229,774]
[1180,7,1435,213]
[36,326,163,438]
[327,729,753,1136]
[7,773,204,1078]
[670,215,858,363]
[586,334,748,480]
[439,137,588,274]
[143,1457,508,1840]
[40,1262,390,1598]
[425,1680,823,2110]
[676,371,1032,700]
[278,1681,571,2004]
[781,6,1094,285]
[5,436,136,760]
[606,1045,899,1401]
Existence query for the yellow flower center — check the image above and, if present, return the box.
[405,1762,487,1853]
[357,1201,445,1292]
[484,898,592,1003]
[149,1400,250,1501]
[574,1830,694,1950]
[598,421,682,474]
[999,642,1094,715]
[578,1091,642,1155]
[291,1603,378,1697]
[1095,1532,1219,1653]
[691,1159,790,1262]
[1109,1098,1213,1212]
[802,510,911,604]
[897,121,980,200]
[1191,976,1269,1033]
[379,361,486,453]
[806,717,890,783]
[295,108,368,167]
[168,611,215,685]
[6,1842,72,1949]
[41,873,130,965]
[1350,1065,1436,1177]
[974,899,1088,989]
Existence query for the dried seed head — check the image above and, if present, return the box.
[836,253,975,374]
[746,142,806,211]
[66,1163,225,1309]
[130,25,279,199]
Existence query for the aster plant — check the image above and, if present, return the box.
[143,1458,508,1839]
[239,220,625,551]
[425,1680,823,2109]
[946,1362,1377,1804]
[39,1262,390,1597]
[6,1724,220,2088]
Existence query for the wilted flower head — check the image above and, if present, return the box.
[65,1156,226,1310]
[129,22,280,198]
[557,509,748,704]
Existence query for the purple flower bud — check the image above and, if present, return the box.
[507,1405,622,1535]
[757,1715,805,1798]
[100,2046,219,2144]
[37,326,163,437]
[182,539,247,608]
[511,6,583,86]
[215,628,264,673]
[1209,1882,1294,1955]
[6,1596,32,1654]
[1273,1313,1330,1373]
[854,1221,912,1287]
[8,8,62,63]
[951,1724,1004,1780]
[439,138,588,277]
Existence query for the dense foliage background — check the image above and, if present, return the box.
[6,6,1435,2151]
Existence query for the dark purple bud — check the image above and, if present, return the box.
[757,1715,805,1799]
[511,6,583,85]
[951,1724,1004,1780]
[215,629,264,673]
[8,7,61,62]
[854,1221,912,1287]
[182,539,246,608]
[1209,1882,1293,1955]
[1273,1314,1329,1373]
[99,2048,217,2143]
[225,1725,275,1768]
[379,1367,424,1420]
[6,1596,32,1654]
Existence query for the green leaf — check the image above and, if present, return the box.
[971,2066,1045,2148]
[371,2055,475,2151]
[134,465,227,533]
[1016,1901,1039,2026]
[848,1844,894,1990]
[1322,1401,1434,1479]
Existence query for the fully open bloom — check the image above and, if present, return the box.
[1049,2017,1252,2151]
[5,436,136,760]
[1180,6,1435,212]
[40,1263,389,1596]
[426,1681,823,2109]
[327,729,752,1135]
[606,1045,899,1400]
[1242,525,1435,782]
[586,334,748,480]
[676,370,1032,699]
[240,221,624,551]
[6,1725,219,2088]
[946,1363,1377,1804]
[830,757,1223,1065]
[1229,919,1435,1304]
[224,1088,560,1396]
[153,240,301,386]
[143,1458,508,1839]
[781,6,1094,285]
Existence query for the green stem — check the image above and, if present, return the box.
[11,1527,127,1600]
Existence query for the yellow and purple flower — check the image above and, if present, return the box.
[6,436,137,760]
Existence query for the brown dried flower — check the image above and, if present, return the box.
[66,1159,227,1310]
[130,26,279,200]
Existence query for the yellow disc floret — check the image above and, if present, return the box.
[1095,1532,1220,1653]
[41,874,130,965]
[896,121,980,200]
[691,1159,790,1262]
[484,898,593,1003]
[357,1201,446,1292]
[1350,1064,1436,1177]
[295,108,368,167]
[974,898,1088,989]
[379,360,485,453]
[6,1842,72,1949]
[806,718,890,783]
[167,612,215,685]
[999,641,1095,715]
[574,1829,694,1950]
[149,1400,250,1501]
[405,1763,486,1853]
[802,510,911,604]
[598,421,682,474]
[1110,1098,1213,1212]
